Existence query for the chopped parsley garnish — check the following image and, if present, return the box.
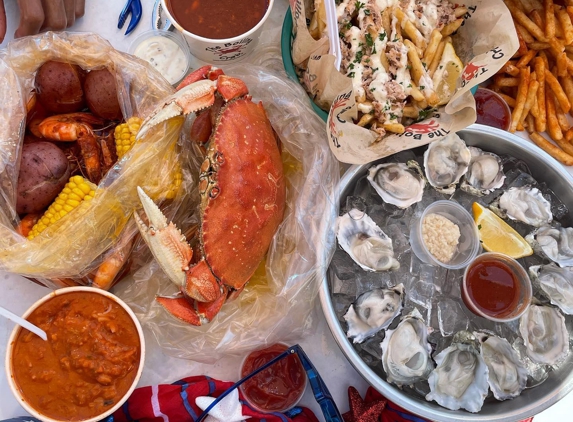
[419,85,425,90]
[407,83,412,88]
[348,72,356,78]
[365,33,374,47]
[379,32,386,41]
[389,113,398,119]
[478,224,482,230]
[355,1,364,10]
[364,9,371,15]
[345,21,352,30]
[355,49,364,62]
[349,63,355,70]
[370,87,376,91]
[417,107,435,121]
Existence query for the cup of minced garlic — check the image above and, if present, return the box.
[410,200,481,270]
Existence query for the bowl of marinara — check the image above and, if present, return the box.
[5,286,145,422]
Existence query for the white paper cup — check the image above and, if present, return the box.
[5,286,145,422]
[161,0,274,63]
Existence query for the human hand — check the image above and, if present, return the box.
[0,0,86,44]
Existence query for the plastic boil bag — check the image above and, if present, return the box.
[0,32,193,289]
[114,60,341,363]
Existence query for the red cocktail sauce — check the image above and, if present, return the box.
[240,344,306,412]
[464,258,521,318]
[474,88,511,131]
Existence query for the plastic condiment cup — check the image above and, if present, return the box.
[5,286,145,422]
[474,87,512,131]
[462,252,532,322]
[161,0,275,63]
[239,343,307,413]
[410,200,480,270]
[128,29,191,86]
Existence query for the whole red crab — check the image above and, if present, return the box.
[136,66,286,325]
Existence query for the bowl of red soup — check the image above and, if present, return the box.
[5,286,145,422]
[161,0,274,63]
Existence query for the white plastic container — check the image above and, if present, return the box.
[410,200,480,269]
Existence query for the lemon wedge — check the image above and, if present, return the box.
[472,203,533,258]
[431,42,463,106]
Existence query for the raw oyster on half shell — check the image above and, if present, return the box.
[529,265,573,314]
[426,331,489,413]
[460,147,506,196]
[526,225,573,267]
[519,304,569,365]
[380,308,434,386]
[423,133,471,194]
[336,209,400,272]
[475,333,527,401]
[498,187,552,227]
[344,284,404,343]
[367,161,425,209]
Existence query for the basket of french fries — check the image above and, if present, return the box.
[289,0,520,164]
[494,0,573,166]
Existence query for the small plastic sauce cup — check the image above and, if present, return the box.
[474,87,512,131]
[239,343,307,413]
[462,252,532,322]
[410,200,480,270]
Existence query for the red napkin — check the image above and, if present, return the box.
[110,375,319,422]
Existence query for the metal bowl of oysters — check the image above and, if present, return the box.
[321,124,573,421]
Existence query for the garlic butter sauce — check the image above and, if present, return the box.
[133,35,188,85]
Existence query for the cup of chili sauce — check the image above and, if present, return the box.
[462,252,532,322]
[5,287,145,422]
[240,343,307,413]
[474,87,512,131]
[161,0,274,63]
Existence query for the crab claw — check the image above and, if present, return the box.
[138,79,218,138]
[156,287,228,326]
[135,187,193,289]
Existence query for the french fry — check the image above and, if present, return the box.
[423,29,443,68]
[357,114,375,127]
[516,23,536,43]
[428,39,446,78]
[530,9,545,28]
[545,0,556,39]
[404,39,426,87]
[454,6,468,18]
[506,0,548,41]
[519,0,537,14]
[545,68,571,112]
[516,49,537,67]
[546,89,564,141]
[381,9,392,38]
[383,122,406,134]
[534,57,547,132]
[394,8,427,51]
[499,92,517,107]
[520,79,540,125]
[403,105,419,118]
[409,83,425,102]
[510,67,531,132]
[494,76,521,87]
[566,127,573,142]
[530,132,573,165]
[526,113,536,133]
[560,75,573,116]
[441,18,463,36]
[527,42,550,50]
[555,99,571,132]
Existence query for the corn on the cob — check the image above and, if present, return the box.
[164,168,183,200]
[28,175,96,240]
[114,117,142,158]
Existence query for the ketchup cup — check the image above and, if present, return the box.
[462,252,532,322]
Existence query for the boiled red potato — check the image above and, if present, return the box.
[84,68,122,120]
[35,61,86,113]
[16,142,71,214]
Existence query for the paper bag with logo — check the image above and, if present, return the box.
[290,0,519,164]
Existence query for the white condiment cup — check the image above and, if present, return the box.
[129,29,191,86]
[5,286,145,422]
[410,200,480,270]
[161,0,275,63]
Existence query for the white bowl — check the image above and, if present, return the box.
[5,286,145,422]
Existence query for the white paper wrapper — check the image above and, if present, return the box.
[290,0,519,164]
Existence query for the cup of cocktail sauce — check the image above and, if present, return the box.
[474,88,512,131]
[161,0,274,63]
[462,252,532,322]
[240,343,307,413]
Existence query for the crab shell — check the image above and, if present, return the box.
[198,97,286,289]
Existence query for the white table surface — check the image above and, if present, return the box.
[0,1,572,421]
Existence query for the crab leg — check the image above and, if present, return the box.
[156,286,227,326]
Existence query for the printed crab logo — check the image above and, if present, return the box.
[329,96,350,134]
[207,38,252,61]
[462,62,486,84]
[406,119,440,135]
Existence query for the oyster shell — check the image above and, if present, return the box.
[380,308,434,386]
[526,225,573,267]
[423,133,471,194]
[519,304,569,365]
[367,161,425,209]
[475,333,527,401]
[460,147,505,196]
[529,265,573,314]
[498,186,552,227]
[426,331,489,413]
[344,284,404,343]
[336,209,400,272]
